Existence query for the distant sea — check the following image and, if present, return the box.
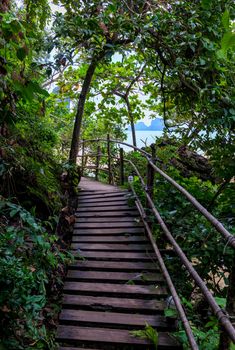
[123,130,163,151]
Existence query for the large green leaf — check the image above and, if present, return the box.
[222,9,230,30]
[221,31,235,52]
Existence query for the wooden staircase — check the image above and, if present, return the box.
[56,178,181,349]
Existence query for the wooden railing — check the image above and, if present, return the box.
[78,137,235,349]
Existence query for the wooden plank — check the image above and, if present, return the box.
[59,309,172,330]
[75,211,139,217]
[78,206,136,212]
[56,325,181,348]
[72,236,146,243]
[73,228,145,235]
[63,282,167,297]
[62,294,165,314]
[74,222,143,228]
[78,191,128,199]
[74,251,156,261]
[76,217,141,223]
[78,197,130,204]
[78,200,128,207]
[69,260,159,271]
[71,243,152,251]
[59,347,98,350]
[66,270,164,283]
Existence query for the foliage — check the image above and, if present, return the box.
[0,198,73,349]
[125,139,234,348]
[0,3,73,349]
[131,323,158,349]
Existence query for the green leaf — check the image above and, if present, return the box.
[131,324,158,349]
[221,32,235,52]
[17,47,27,61]
[9,208,20,217]
[214,297,226,308]
[201,0,211,9]
[28,81,50,97]
[222,9,230,30]
[164,308,177,318]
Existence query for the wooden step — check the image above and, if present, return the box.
[78,192,128,199]
[71,236,146,243]
[73,228,145,235]
[59,309,174,330]
[74,222,143,228]
[78,200,128,207]
[69,261,159,272]
[63,282,167,298]
[62,294,166,314]
[59,347,99,350]
[66,270,164,284]
[71,243,152,251]
[78,206,136,212]
[73,251,156,261]
[75,211,139,217]
[76,217,141,223]
[57,325,181,349]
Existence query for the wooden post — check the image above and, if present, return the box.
[146,144,156,225]
[107,134,112,184]
[119,148,124,185]
[95,145,101,181]
[81,140,85,176]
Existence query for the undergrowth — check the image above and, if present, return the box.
[0,198,73,349]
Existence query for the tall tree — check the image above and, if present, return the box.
[52,0,158,162]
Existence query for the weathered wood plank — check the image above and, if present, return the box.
[56,325,181,348]
[62,294,165,314]
[74,251,156,261]
[66,270,164,283]
[71,243,152,251]
[74,222,143,228]
[71,236,146,243]
[75,211,139,217]
[78,200,128,207]
[73,228,145,235]
[59,348,98,350]
[76,217,141,223]
[78,192,128,199]
[59,309,173,330]
[78,206,136,212]
[64,282,167,297]
[69,260,159,271]
[78,197,130,204]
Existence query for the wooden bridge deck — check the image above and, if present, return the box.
[57,178,181,350]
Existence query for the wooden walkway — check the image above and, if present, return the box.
[57,178,181,349]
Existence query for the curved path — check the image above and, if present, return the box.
[56,178,181,349]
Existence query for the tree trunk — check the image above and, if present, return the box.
[125,97,137,147]
[69,54,102,163]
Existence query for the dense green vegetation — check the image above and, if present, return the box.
[0,0,234,349]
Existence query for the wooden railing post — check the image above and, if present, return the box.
[95,145,101,181]
[107,134,112,184]
[146,144,156,225]
[146,144,156,201]
[119,147,124,185]
[81,139,85,176]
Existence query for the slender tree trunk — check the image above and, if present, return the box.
[125,97,137,147]
[69,54,103,163]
